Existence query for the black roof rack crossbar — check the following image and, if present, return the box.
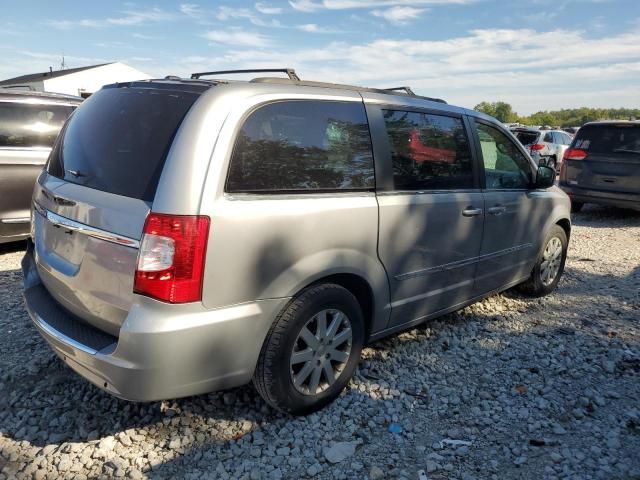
[191,68,300,81]
[383,86,415,95]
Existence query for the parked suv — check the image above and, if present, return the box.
[0,89,81,243]
[560,121,640,212]
[23,70,570,414]
[511,127,573,172]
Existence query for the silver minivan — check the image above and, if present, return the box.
[0,89,81,243]
[23,70,570,414]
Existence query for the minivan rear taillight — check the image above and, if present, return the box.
[530,144,545,151]
[134,213,210,303]
[563,148,588,161]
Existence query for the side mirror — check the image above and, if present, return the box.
[535,165,555,189]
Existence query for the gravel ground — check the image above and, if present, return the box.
[1,204,639,480]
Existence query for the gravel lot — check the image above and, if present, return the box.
[1,205,639,480]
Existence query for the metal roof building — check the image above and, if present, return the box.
[0,62,151,98]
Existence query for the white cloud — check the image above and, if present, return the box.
[255,2,283,14]
[45,8,175,29]
[132,33,157,40]
[203,29,272,48]
[45,19,103,30]
[180,4,203,18]
[371,6,426,23]
[290,0,473,11]
[215,6,283,28]
[107,8,175,26]
[178,27,640,114]
[296,23,340,33]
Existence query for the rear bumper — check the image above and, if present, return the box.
[22,241,289,401]
[559,184,640,211]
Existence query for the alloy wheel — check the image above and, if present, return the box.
[289,309,353,396]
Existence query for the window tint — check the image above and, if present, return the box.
[543,132,554,143]
[227,101,374,193]
[475,122,532,190]
[47,87,199,202]
[382,110,473,190]
[562,132,573,145]
[574,125,640,155]
[0,102,74,148]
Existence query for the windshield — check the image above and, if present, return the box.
[47,86,200,202]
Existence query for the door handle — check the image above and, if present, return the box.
[488,205,507,215]
[462,207,483,217]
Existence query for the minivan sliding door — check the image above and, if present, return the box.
[367,104,484,329]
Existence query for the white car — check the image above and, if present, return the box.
[511,127,573,172]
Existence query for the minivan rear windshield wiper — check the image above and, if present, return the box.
[612,148,640,154]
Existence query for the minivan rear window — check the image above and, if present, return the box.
[47,87,199,202]
[226,100,375,193]
[574,124,640,156]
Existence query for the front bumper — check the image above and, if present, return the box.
[559,184,640,211]
[22,241,289,401]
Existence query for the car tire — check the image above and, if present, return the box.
[253,283,365,415]
[571,201,584,213]
[517,225,568,297]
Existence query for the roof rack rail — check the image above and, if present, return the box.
[383,86,415,95]
[191,68,300,81]
[1,85,36,91]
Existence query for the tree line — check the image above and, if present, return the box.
[473,101,640,128]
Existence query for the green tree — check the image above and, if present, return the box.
[473,101,518,123]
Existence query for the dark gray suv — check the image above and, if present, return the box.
[0,89,81,243]
[560,121,640,212]
[23,69,570,414]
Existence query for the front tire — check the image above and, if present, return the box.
[253,283,365,415]
[517,225,568,297]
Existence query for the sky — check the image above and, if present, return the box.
[1,0,639,115]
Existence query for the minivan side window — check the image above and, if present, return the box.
[382,110,473,190]
[475,122,532,190]
[0,102,74,148]
[226,101,374,193]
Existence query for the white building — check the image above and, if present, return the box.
[0,62,151,98]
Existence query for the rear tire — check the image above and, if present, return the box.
[517,225,568,297]
[571,201,584,213]
[253,283,365,415]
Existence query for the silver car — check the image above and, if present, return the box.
[511,127,573,172]
[0,89,81,243]
[22,69,570,414]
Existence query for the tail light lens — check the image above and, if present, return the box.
[530,144,545,151]
[564,148,588,161]
[134,213,210,303]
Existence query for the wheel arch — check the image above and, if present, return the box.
[305,273,376,341]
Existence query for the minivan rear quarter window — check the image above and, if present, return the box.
[47,87,199,202]
[0,102,74,148]
[226,100,375,193]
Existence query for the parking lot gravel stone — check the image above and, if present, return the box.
[1,205,639,479]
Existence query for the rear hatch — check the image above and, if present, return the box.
[512,129,539,148]
[564,123,640,194]
[33,83,201,336]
